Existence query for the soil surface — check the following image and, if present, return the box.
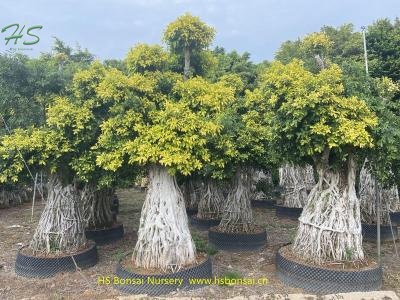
[122,253,208,275]
[0,187,399,299]
[279,244,378,271]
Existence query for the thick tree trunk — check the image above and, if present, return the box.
[196,179,224,220]
[293,155,364,263]
[279,164,315,208]
[218,166,254,233]
[133,165,196,272]
[183,46,191,81]
[359,161,400,224]
[30,175,86,253]
[81,183,114,229]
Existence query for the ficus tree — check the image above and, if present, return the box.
[68,62,138,230]
[199,73,274,233]
[0,104,90,253]
[95,49,235,270]
[250,59,377,263]
[0,61,122,253]
[163,13,215,80]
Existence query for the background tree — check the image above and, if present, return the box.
[209,46,258,91]
[367,18,400,82]
[163,13,215,80]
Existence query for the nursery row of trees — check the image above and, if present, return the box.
[1,14,400,272]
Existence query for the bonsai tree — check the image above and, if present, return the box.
[95,48,235,270]
[0,101,93,253]
[251,59,377,263]
[201,73,273,234]
[69,62,138,230]
[164,14,219,217]
[163,13,215,80]
[0,61,119,253]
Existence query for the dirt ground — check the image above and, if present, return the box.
[0,188,399,299]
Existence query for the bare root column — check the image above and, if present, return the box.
[279,164,315,208]
[219,166,254,233]
[359,161,400,224]
[81,183,114,229]
[293,156,364,263]
[251,168,273,200]
[0,186,30,208]
[188,179,202,209]
[30,175,86,253]
[133,165,196,272]
[182,179,202,211]
[196,179,224,220]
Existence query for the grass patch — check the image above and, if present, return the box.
[219,270,243,286]
[112,249,129,261]
[192,232,218,255]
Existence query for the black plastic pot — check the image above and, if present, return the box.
[389,212,400,225]
[208,226,267,251]
[186,208,198,216]
[85,223,124,245]
[276,245,382,293]
[275,205,303,220]
[114,256,212,296]
[251,199,276,208]
[361,223,398,242]
[190,215,221,230]
[15,242,98,278]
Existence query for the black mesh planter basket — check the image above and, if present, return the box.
[208,226,267,251]
[275,205,303,220]
[85,223,124,245]
[15,241,98,278]
[362,223,398,242]
[276,245,382,294]
[251,199,276,208]
[114,256,212,296]
[190,215,221,230]
[390,212,400,225]
[186,208,198,216]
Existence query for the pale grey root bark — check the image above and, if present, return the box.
[196,179,224,220]
[251,168,272,200]
[219,166,254,233]
[0,186,30,207]
[30,175,87,253]
[359,161,400,225]
[81,183,114,229]
[188,179,202,209]
[279,164,315,208]
[133,165,196,272]
[181,179,202,211]
[293,155,364,263]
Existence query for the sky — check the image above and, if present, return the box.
[0,0,399,62]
